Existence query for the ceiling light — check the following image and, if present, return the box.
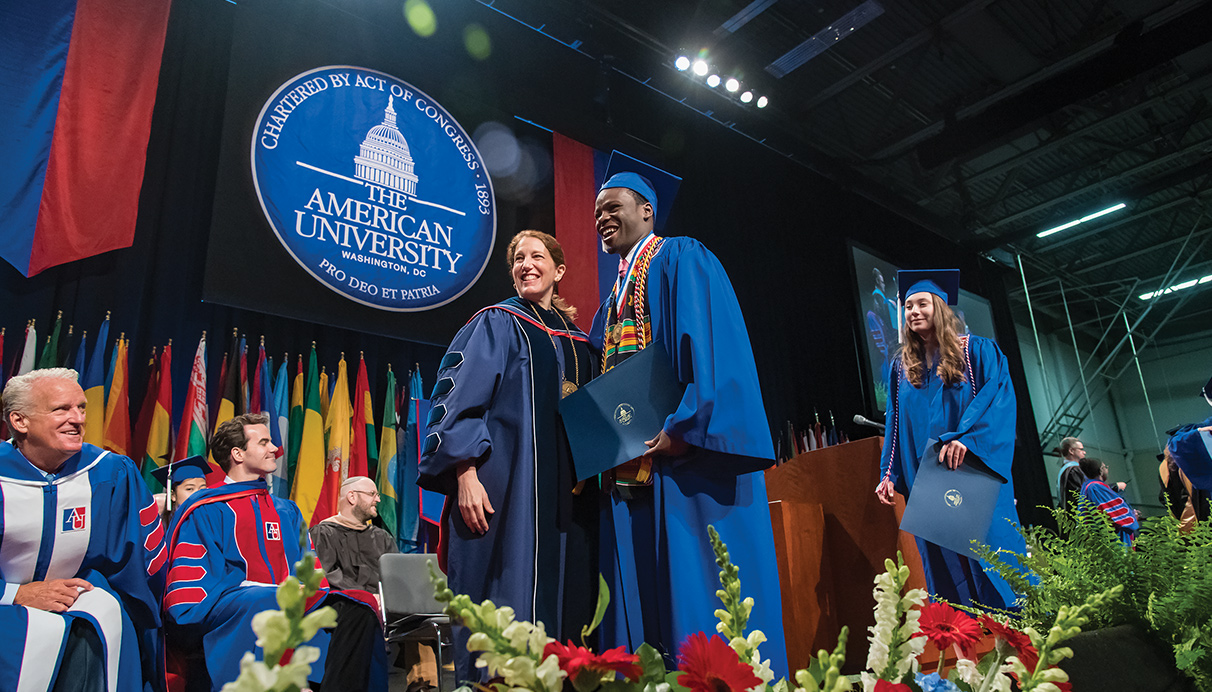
[725,78,740,92]
[1139,274,1212,301]
[756,95,768,108]
[692,60,709,76]
[1036,202,1127,239]
[706,74,721,88]
[740,90,754,103]
[675,55,691,71]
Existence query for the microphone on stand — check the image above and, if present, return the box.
[853,414,885,431]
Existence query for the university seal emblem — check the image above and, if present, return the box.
[251,66,495,311]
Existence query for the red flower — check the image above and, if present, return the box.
[977,616,1071,692]
[543,640,643,681]
[677,632,763,692]
[978,615,1032,652]
[916,602,983,655]
[874,681,912,692]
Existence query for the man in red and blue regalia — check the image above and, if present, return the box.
[0,368,166,692]
[1077,457,1140,546]
[164,413,385,691]
[590,169,787,679]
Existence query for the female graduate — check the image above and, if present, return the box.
[874,269,1025,609]
[419,230,599,680]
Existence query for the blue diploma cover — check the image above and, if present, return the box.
[560,344,686,482]
[899,440,1007,558]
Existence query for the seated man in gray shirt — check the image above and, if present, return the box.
[310,476,398,593]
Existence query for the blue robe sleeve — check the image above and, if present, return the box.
[106,456,167,629]
[1167,424,1212,491]
[418,309,515,495]
[650,238,775,463]
[165,500,273,628]
[1081,480,1140,537]
[939,336,1016,481]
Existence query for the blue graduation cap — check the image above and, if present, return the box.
[1202,373,1212,405]
[898,269,960,306]
[599,151,682,231]
[150,455,214,488]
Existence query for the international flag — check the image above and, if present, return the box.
[103,336,130,457]
[376,367,399,538]
[250,340,264,415]
[0,0,172,277]
[319,366,330,424]
[142,343,173,492]
[18,321,38,376]
[272,359,292,498]
[350,354,377,480]
[291,346,326,525]
[82,315,108,445]
[255,344,287,497]
[239,336,250,414]
[131,347,157,474]
[287,355,305,493]
[39,312,63,368]
[214,332,243,434]
[72,330,87,373]
[174,334,208,463]
[399,368,424,552]
[314,355,351,525]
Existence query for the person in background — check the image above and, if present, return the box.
[1098,461,1128,493]
[0,368,165,692]
[419,230,599,682]
[1056,436,1086,515]
[875,269,1025,609]
[310,476,398,594]
[1078,456,1139,545]
[150,454,213,523]
[164,414,385,691]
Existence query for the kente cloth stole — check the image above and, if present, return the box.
[603,236,664,487]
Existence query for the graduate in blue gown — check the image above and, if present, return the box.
[0,369,165,692]
[420,231,600,681]
[590,169,786,680]
[1074,458,1139,545]
[877,270,1025,609]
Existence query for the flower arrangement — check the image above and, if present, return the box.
[427,527,1120,692]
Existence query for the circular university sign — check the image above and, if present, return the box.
[251,66,496,311]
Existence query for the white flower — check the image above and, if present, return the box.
[494,605,516,629]
[527,620,553,654]
[502,621,532,651]
[499,655,538,688]
[467,632,494,652]
[859,671,879,692]
[749,657,775,689]
[535,653,567,692]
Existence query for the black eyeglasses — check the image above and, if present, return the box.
[351,490,381,501]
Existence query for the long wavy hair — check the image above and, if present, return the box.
[506,229,578,322]
[899,293,965,388]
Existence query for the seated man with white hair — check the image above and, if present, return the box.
[0,368,166,692]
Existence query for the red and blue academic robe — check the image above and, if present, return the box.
[420,297,600,679]
[0,441,166,692]
[879,335,1026,609]
[1079,479,1139,545]
[164,479,383,690]
[589,237,787,679]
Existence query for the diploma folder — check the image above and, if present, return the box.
[899,441,1006,559]
[560,344,686,482]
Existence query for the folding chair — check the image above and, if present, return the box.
[379,553,454,692]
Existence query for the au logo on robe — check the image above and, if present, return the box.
[265,522,281,541]
[62,507,87,532]
[251,66,496,311]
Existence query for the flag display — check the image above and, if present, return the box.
[376,367,399,538]
[19,323,37,376]
[131,348,157,474]
[143,344,173,491]
[0,0,172,276]
[314,356,352,525]
[174,335,208,463]
[39,313,62,368]
[102,337,130,457]
[350,355,376,480]
[271,359,291,498]
[287,357,305,493]
[291,347,326,525]
[82,316,108,445]
[399,368,424,552]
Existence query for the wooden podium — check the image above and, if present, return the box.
[765,436,927,672]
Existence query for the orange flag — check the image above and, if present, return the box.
[103,337,131,457]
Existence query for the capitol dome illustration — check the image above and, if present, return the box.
[354,95,419,195]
